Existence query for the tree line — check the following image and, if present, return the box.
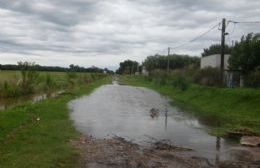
[0,63,113,74]
[116,55,200,75]
[117,33,260,88]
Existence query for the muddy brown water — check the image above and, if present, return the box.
[69,82,259,165]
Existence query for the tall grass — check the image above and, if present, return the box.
[0,63,108,98]
[18,62,39,94]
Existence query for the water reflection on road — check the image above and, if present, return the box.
[69,82,259,165]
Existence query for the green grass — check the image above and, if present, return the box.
[0,77,111,168]
[0,70,106,98]
[119,75,260,136]
[0,70,66,82]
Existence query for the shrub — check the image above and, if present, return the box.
[44,74,57,91]
[194,67,222,87]
[171,75,189,91]
[149,70,168,86]
[0,81,21,98]
[66,71,78,86]
[244,69,260,88]
[18,62,39,94]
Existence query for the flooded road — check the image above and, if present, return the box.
[69,82,259,166]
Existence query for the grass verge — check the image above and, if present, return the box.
[0,77,111,168]
[119,75,260,136]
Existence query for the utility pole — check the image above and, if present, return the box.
[220,18,226,84]
[167,47,170,74]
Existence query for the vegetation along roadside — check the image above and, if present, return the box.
[119,75,260,137]
[0,76,111,168]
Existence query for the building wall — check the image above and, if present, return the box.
[200,54,230,70]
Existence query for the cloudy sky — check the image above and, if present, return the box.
[0,0,260,70]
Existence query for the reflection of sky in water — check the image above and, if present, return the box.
[0,90,64,111]
[69,84,256,164]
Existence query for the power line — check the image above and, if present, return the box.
[170,22,221,50]
[229,20,260,24]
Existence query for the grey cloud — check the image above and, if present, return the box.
[0,0,260,68]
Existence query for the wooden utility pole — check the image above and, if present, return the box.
[220,18,226,84]
[167,47,170,73]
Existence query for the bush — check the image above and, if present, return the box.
[171,76,189,91]
[44,74,57,91]
[66,71,78,86]
[244,69,260,88]
[194,67,222,87]
[0,81,21,98]
[18,62,39,94]
[148,70,168,86]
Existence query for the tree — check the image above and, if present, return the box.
[202,44,233,57]
[229,33,260,74]
[143,54,200,72]
[116,60,139,75]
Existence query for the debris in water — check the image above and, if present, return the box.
[153,140,192,151]
[240,136,260,147]
[150,108,159,118]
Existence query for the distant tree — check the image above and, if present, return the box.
[116,60,139,75]
[143,54,200,72]
[202,44,233,57]
[0,63,107,73]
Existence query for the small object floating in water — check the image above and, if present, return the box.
[240,136,260,147]
[150,108,159,118]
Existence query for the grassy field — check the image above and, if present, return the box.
[119,75,260,136]
[0,70,105,98]
[0,70,66,82]
[0,77,111,168]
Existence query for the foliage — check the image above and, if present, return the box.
[147,70,167,85]
[0,63,112,74]
[229,33,260,74]
[0,77,111,168]
[43,74,57,91]
[143,70,189,91]
[171,75,189,91]
[0,69,108,98]
[116,60,139,74]
[143,54,200,72]
[0,81,21,98]
[201,44,233,57]
[194,67,222,87]
[244,68,260,88]
[18,62,39,94]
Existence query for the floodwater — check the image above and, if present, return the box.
[69,82,259,165]
[0,90,64,111]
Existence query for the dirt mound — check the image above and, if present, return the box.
[73,136,213,168]
[72,135,260,168]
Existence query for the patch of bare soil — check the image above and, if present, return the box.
[71,136,260,168]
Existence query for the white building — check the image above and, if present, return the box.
[142,66,149,76]
[200,54,242,87]
[200,54,230,70]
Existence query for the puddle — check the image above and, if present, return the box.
[69,82,260,165]
[0,90,65,110]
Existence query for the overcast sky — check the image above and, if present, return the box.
[0,0,260,70]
